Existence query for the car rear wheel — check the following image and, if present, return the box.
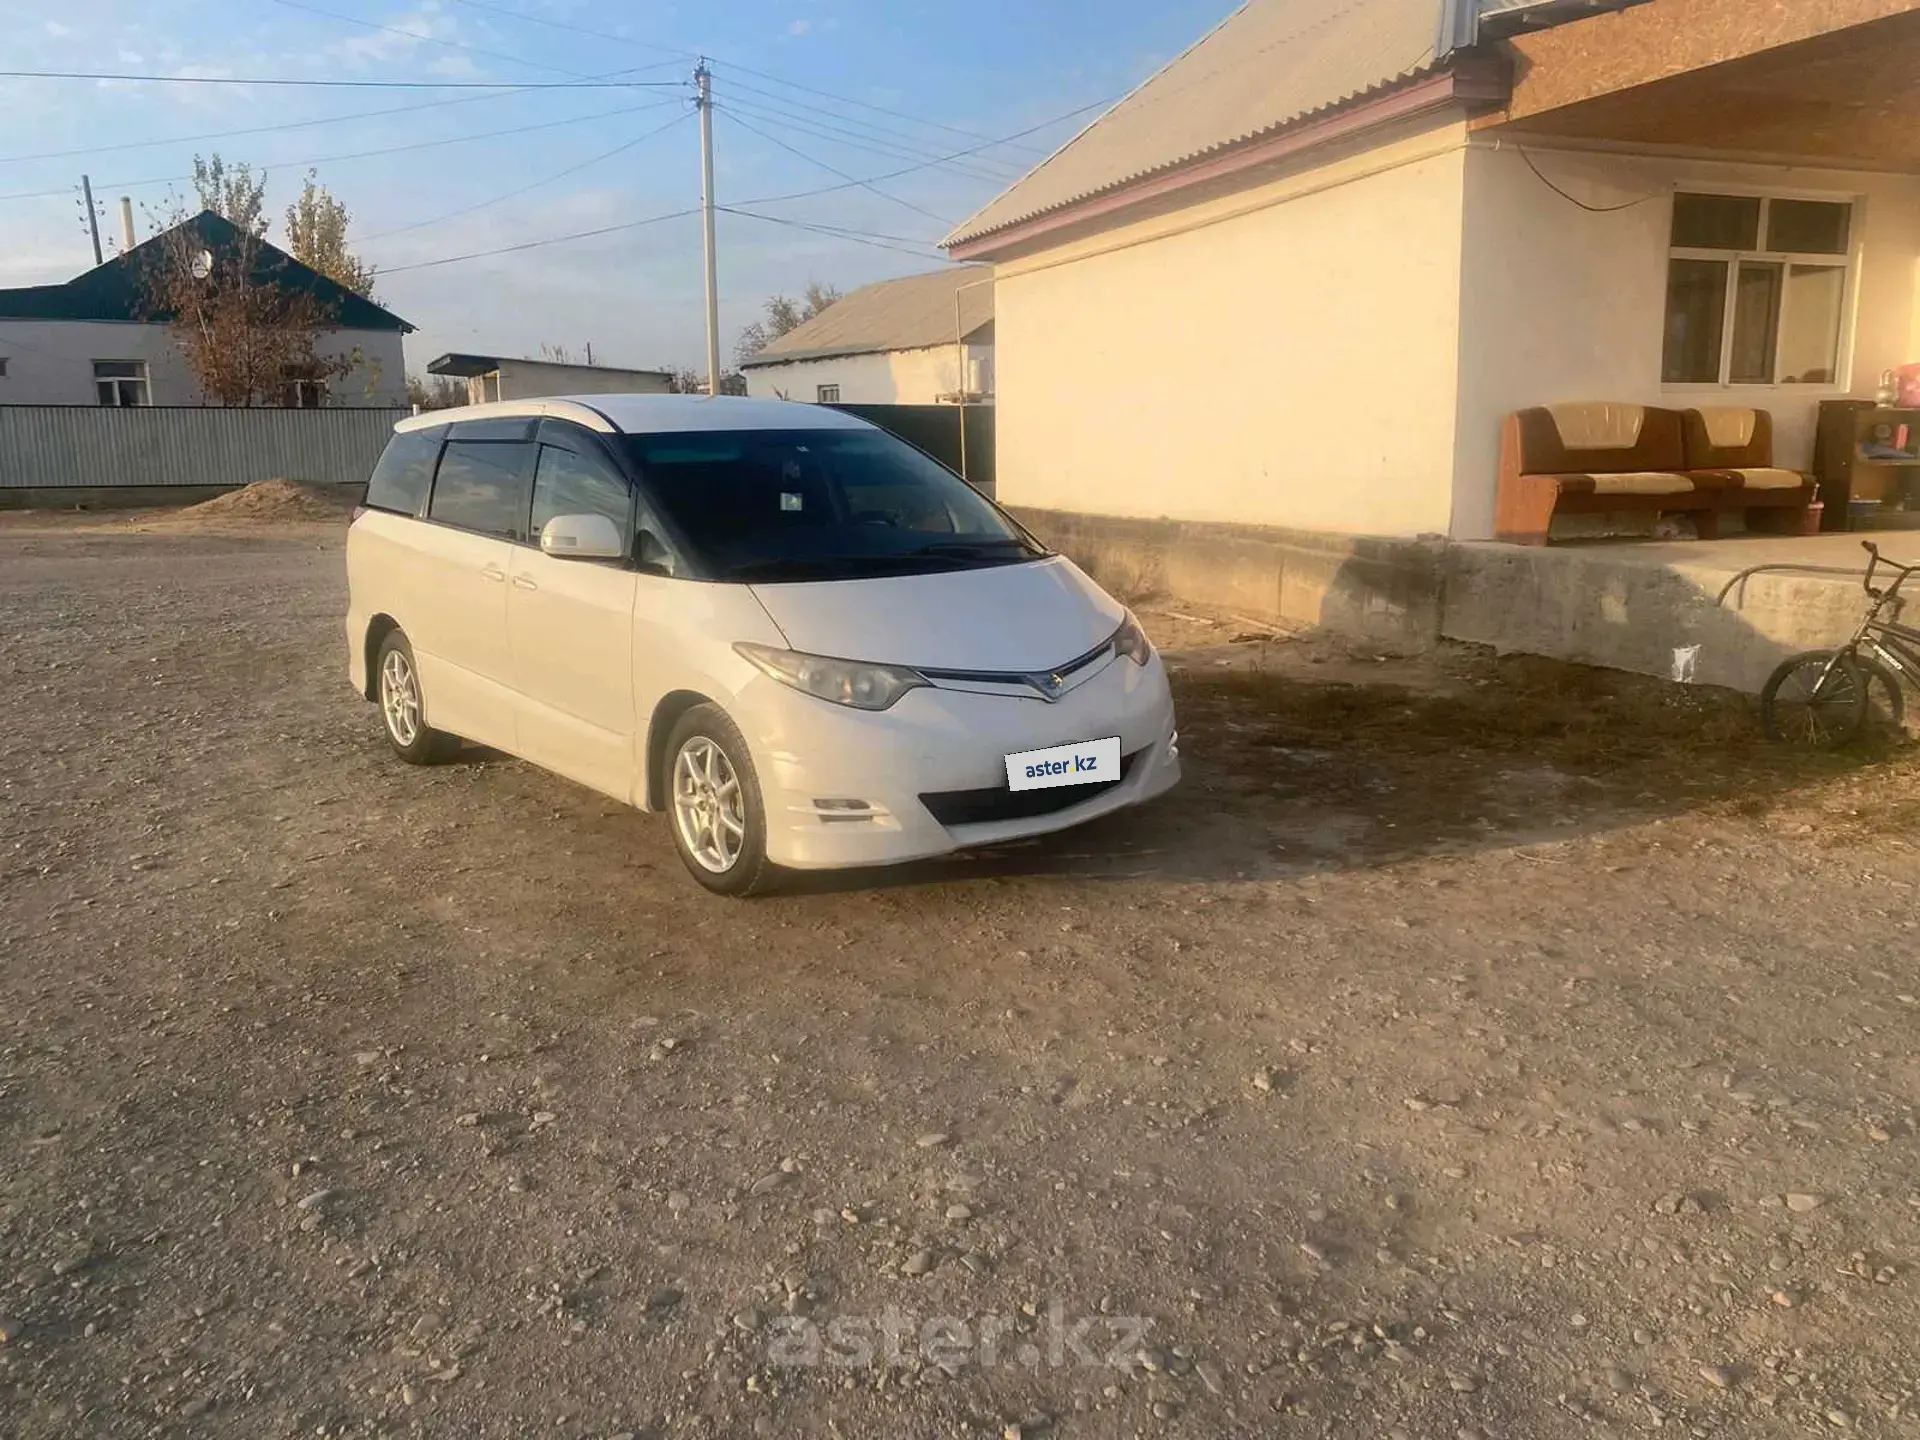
[666,704,775,897]
[375,630,458,764]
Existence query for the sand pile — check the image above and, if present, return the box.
[151,479,356,526]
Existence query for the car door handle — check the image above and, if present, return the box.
[480,564,506,582]
[511,574,538,591]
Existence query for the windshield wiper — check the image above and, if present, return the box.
[725,554,952,580]
[910,539,1042,559]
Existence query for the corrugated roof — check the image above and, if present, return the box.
[944,0,1452,248]
[739,267,994,368]
[0,211,411,331]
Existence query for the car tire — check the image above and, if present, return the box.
[665,703,776,897]
[374,629,459,765]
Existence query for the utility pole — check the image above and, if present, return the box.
[80,174,103,266]
[695,60,721,398]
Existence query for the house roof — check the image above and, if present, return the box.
[428,351,672,379]
[0,211,411,331]
[942,0,1649,252]
[738,268,994,369]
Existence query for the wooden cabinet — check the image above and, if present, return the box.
[1814,400,1920,530]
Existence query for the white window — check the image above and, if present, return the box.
[816,383,841,404]
[93,360,151,407]
[0,357,9,378]
[285,378,327,408]
[1663,193,1854,388]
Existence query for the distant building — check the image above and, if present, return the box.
[0,210,410,408]
[740,268,994,406]
[428,352,675,404]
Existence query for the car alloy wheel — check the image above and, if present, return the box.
[380,647,422,748]
[673,735,747,873]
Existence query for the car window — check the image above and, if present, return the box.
[530,444,630,549]
[365,428,442,516]
[626,428,1043,582]
[428,440,533,540]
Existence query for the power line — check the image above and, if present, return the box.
[264,0,594,81]
[715,107,954,227]
[719,96,1015,184]
[0,69,680,90]
[445,0,1048,164]
[0,67,685,166]
[717,205,947,260]
[377,206,702,274]
[721,92,1023,178]
[731,96,1116,209]
[0,99,686,205]
[717,70,1048,159]
[356,108,695,243]
[443,0,694,61]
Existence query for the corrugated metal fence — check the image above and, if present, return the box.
[0,406,405,489]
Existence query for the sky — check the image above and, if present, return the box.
[0,0,1237,378]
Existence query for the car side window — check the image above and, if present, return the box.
[530,444,631,551]
[365,428,442,516]
[427,440,534,540]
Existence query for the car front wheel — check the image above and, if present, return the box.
[666,703,775,896]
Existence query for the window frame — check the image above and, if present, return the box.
[816,383,841,404]
[423,435,538,542]
[1662,188,1860,392]
[92,359,151,407]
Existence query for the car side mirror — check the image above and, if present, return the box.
[636,528,675,576]
[540,513,624,561]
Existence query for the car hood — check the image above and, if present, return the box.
[749,556,1125,671]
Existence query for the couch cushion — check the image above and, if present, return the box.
[1512,405,1688,476]
[1588,471,1696,496]
[1695,466,1805,491]
[1550,402,1646,450]
[1682,407,1774,469]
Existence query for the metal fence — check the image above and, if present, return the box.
[0,405,406,490]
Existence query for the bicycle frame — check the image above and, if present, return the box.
[1839,543,1920,691]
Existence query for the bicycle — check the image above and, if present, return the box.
[1760,541,1917,747]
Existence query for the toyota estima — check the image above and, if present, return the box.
[345,395,1179,894]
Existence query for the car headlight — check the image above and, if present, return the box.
[734,642,928,711]
[1113,611,1154,666]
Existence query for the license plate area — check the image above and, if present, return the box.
[1005,736,1122,793]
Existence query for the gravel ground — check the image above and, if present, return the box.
[2,522,1918,1440]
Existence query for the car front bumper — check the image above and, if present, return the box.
[734,649,1180,870]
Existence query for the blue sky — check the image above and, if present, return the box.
[0,0,1235,377]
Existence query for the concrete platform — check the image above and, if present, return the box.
[1442,533,1907,693]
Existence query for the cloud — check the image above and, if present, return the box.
[787,19,811,36]
[44,20,73,38]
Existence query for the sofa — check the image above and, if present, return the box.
[1495,403,1817,545]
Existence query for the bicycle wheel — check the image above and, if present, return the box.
[1862,659,1907,737]
[1761,650,1869,748]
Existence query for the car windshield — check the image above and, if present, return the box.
[625,427,1048,581]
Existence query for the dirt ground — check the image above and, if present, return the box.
[3,517,1919,1440]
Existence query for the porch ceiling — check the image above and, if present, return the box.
[1490,7,1920,170]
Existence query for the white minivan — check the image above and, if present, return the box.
[345,395,1179,894]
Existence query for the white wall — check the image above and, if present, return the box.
[0,318,406,407]
[990,115,1471,538]
[743,343,993,404]
[493,359,673,399]
[1454,144,1920,538]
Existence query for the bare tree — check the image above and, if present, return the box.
[141,220,356,407]
[285,171,377,299]
[735,280,841,366]
[190,155,268,235]
[407,373,468,410]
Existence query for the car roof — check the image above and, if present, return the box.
[393,393,874,437]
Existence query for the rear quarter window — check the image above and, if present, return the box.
[365,428,443,516]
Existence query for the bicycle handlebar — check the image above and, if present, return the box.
[1861,540,1920,599]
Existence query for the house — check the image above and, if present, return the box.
[740,268,994,405]
[427,352,675,404]
[944,0,1920,613]
[0,211,410,407]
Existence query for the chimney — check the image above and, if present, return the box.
[119,197,135,251]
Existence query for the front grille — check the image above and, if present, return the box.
[919,751,1141,829]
